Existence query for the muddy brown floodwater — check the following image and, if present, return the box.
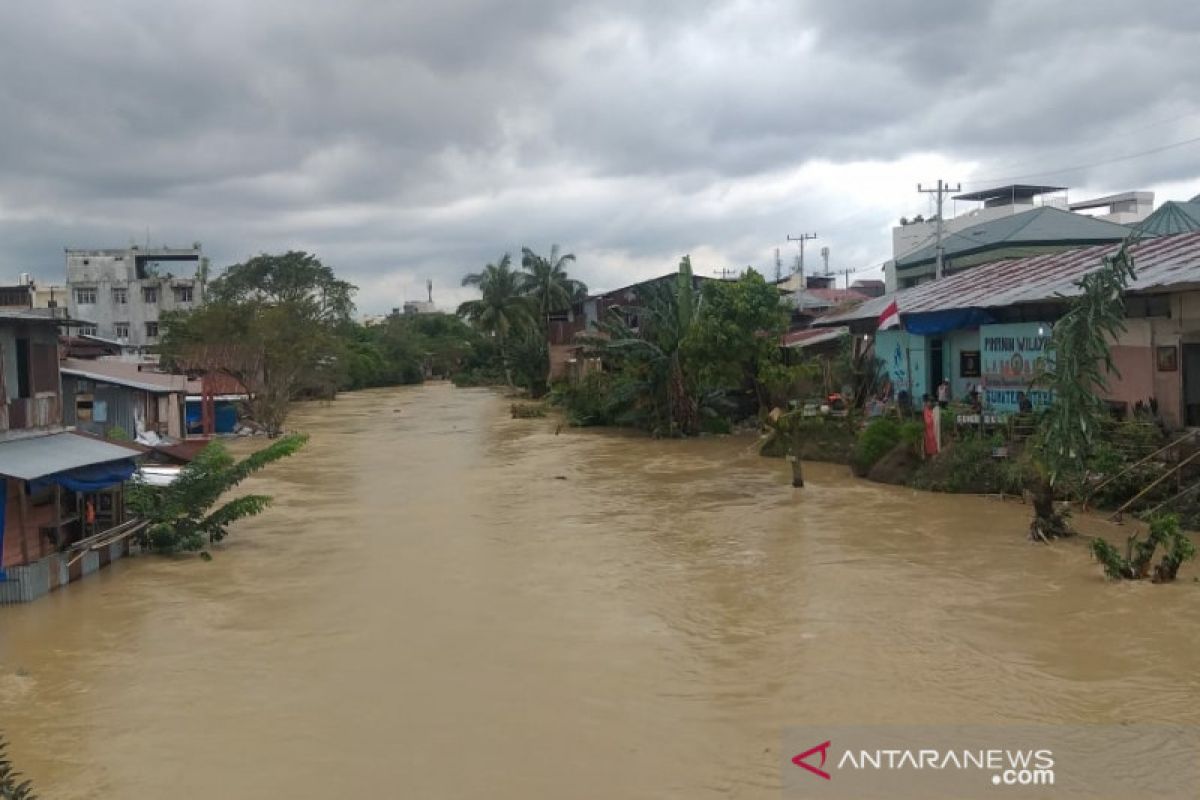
[3,383,1200,798]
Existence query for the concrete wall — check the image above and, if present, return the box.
[875,329,927,405]
[66,249,204,347]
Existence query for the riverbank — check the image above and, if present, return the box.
[3,385,1200,799]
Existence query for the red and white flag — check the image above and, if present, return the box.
[877,298,900,330]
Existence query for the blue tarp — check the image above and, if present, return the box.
[185,400,239,434]
[902,308,994,336]
[28,458,137,494]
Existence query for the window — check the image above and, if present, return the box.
[145,321,160,338]
[1126,295,1171,319]
[113,322,130,339]
[79,326,98,336]
[173,285,194,303]
[0,287,30,306]
[112,287,128,304]
[76,393,94,422]
[75,287,97,305]
[142,286,159,304]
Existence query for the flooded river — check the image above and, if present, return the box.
[3,383,1200,798]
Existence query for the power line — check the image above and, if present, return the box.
[960,109,1200,184]
[963,132,1200,187]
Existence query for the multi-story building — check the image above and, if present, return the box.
[65,246,205,347]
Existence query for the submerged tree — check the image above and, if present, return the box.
[1029,241,1136,541]
[129,434,308,556]
[1091,513,1196,582]
[0,735,36,800]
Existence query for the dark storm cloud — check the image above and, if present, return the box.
[1,0,1199,311]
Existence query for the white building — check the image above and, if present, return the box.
[883,185,1154,291]
[65,246,205,347]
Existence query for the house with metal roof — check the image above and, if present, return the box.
[892,206,1133,288]
[818,231,1200,427]
[1,311,149,604]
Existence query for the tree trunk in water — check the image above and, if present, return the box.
[1028,476,1070,542]
[789,426,804,488]
[667,354,697,436]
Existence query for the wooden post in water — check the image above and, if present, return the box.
[789,426,804,488]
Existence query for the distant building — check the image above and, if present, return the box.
[403,279,437,314]
[0,276,67,315]
[65,246,205,347]
[851,279,886,298]
[884,185,1153,290]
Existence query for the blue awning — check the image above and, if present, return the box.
[28,459,137,494]
[902,308,994,335]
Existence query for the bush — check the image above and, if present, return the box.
[850,417,902,476]
[910,435,1030,494]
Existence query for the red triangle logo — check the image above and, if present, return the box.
[792,740,832,780]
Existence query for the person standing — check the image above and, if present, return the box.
[937,379,951,408]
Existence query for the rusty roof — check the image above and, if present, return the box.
[60,357,188,393]
[818,231,1200,327]
[782,326,849,348]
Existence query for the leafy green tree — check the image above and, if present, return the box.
[129,434,308,556]
[685,269,789,409]
[161,252,355,433]
[1028,242,1135,541]
[520,244,587,325]
[457,253,535,385]
[0,734,36,800]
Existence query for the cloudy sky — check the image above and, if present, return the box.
[2,0,1200,314]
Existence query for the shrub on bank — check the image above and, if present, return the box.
[760,414,860,463]
[849,417,911,476]
[909,435,1030,495]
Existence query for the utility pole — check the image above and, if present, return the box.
[787,232,817,285]
[774,248,783,283]
[917,180,960,280]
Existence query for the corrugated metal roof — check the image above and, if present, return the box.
[895,206,1131,268]
[818,231,1200,327]
[60,358,187,393]
[0,309,69,324]
[792,287,869,311]
[0,431,143,481]
[782,327,849,349]
[1134,201,1200,237]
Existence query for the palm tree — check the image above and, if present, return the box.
[457,253,535,385]
[519,245,588,328]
